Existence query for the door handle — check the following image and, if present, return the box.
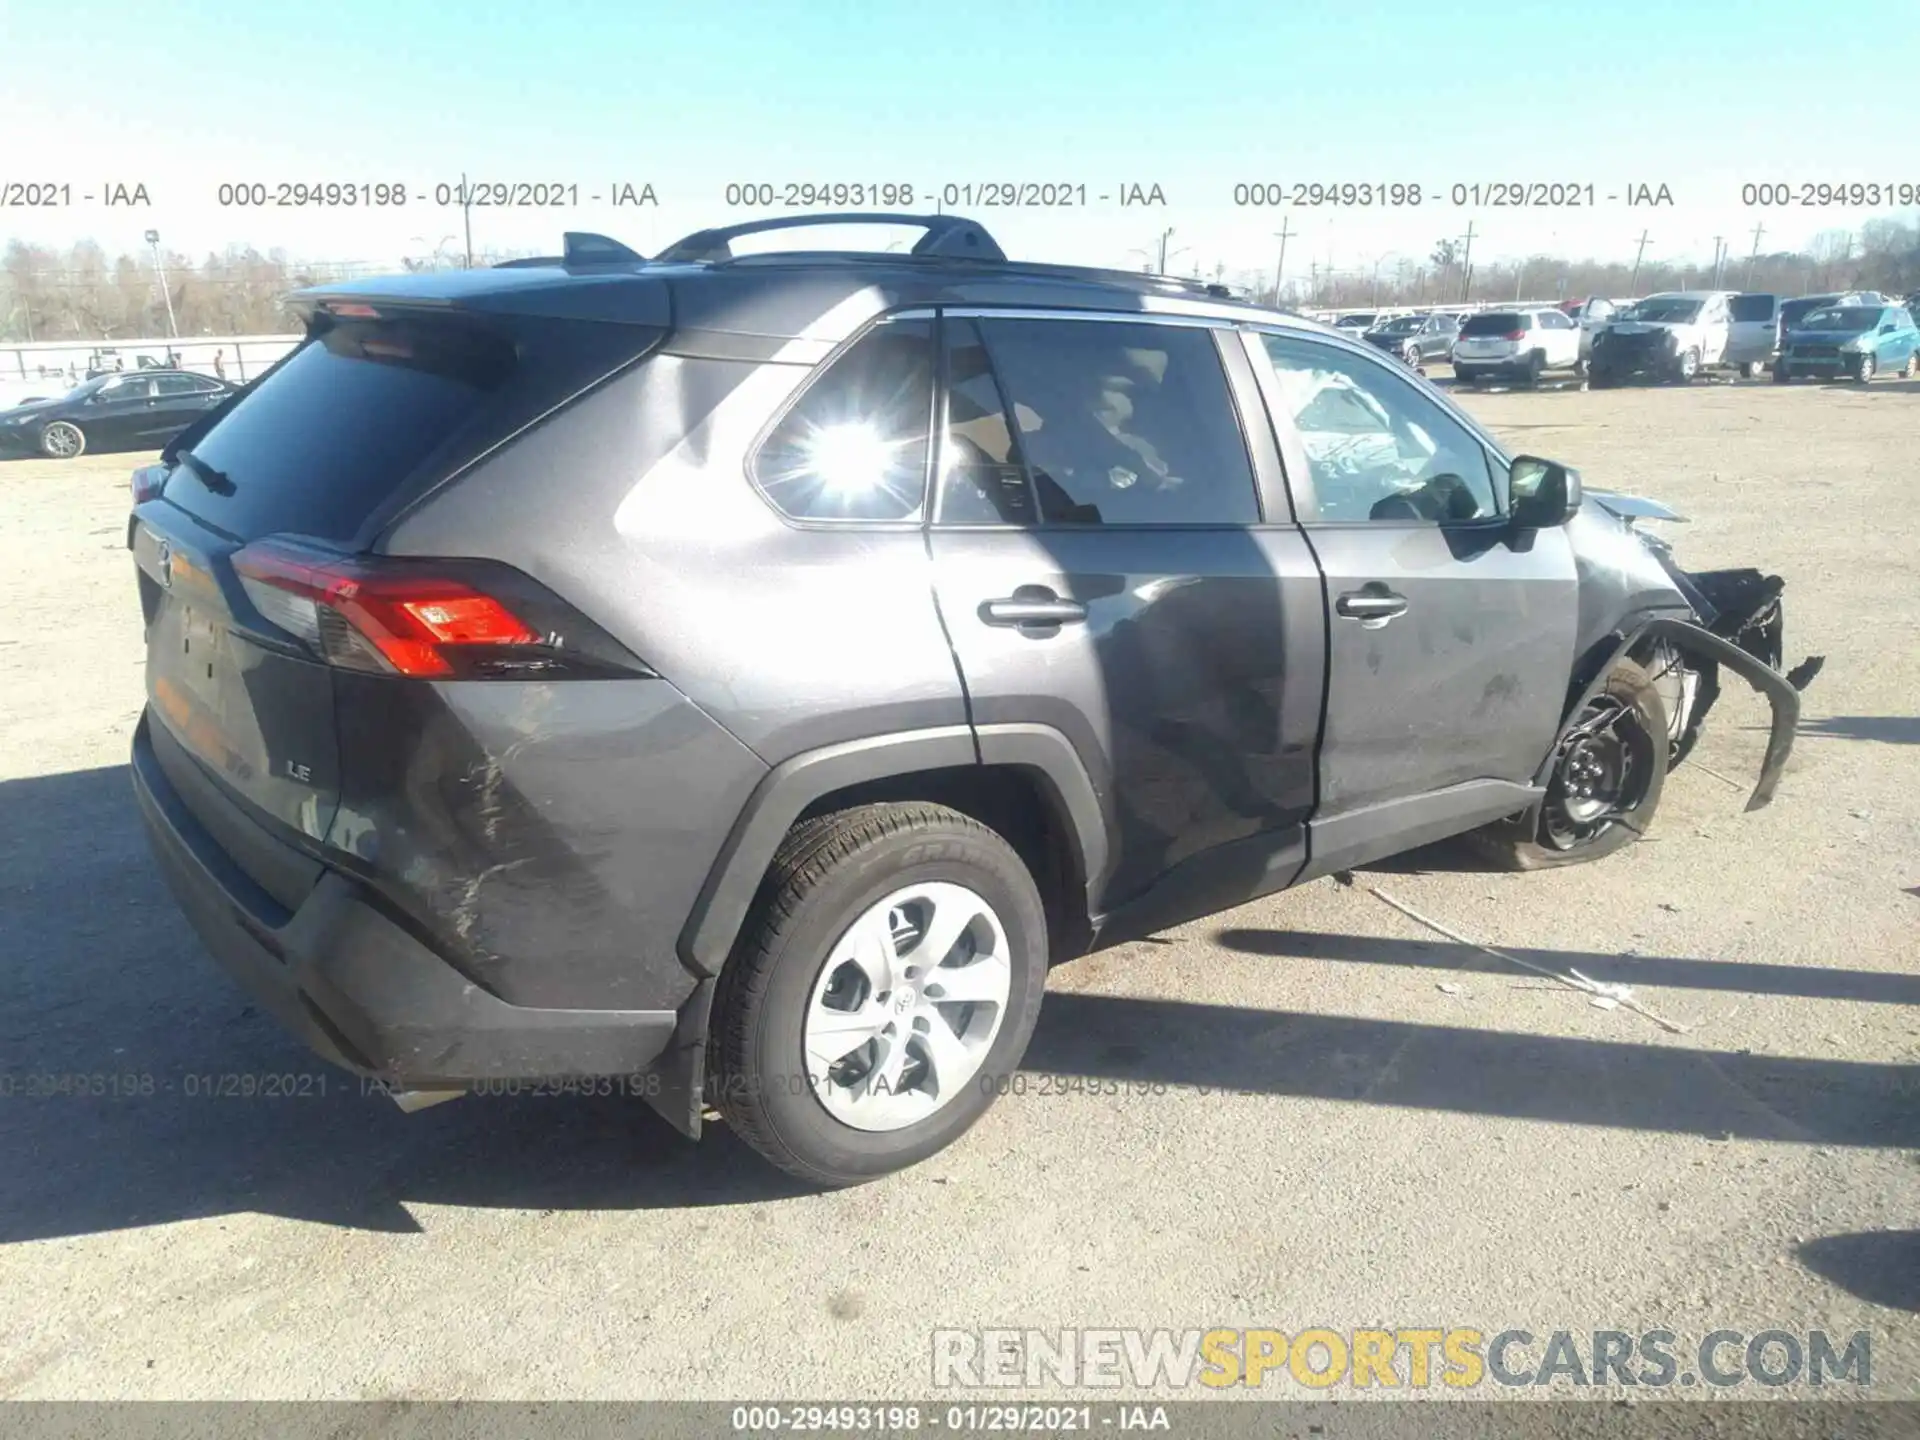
[980,589,1087,630]
[1336,586,1409,626]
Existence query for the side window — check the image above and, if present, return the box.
[154,374,208,396]
[752,319,934,522]
[938,316,1260,527]
[94,376,150,402]
[1538,310,1572,330]
[1258,333,1497,524]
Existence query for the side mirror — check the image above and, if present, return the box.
[1509,455,1582,529]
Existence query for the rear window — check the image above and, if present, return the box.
[164,317,517,543]
[1460,312,1524,337]
[1729,294,1777,322]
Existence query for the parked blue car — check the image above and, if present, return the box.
[1775,303,1920,383]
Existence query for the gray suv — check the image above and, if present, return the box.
[127,213,1815,1186]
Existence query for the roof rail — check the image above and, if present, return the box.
[655,212,1006,264]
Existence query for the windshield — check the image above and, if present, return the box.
[52,377,108,403]
[1623,298,1703,323]
[1336,313,1375,326]
[1779,298,1835,327]
[1799,307,1882,332]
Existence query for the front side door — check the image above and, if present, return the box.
[1698,297,1731,364]
[80,375,155,446]
[1246,329,1578,875]
[927,311,1327,924]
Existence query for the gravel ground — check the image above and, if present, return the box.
[0,371,1914,1406]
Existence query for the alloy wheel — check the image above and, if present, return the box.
[802,881,1012,1132]
[41,422,83,458]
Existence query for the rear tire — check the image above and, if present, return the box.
[1742,360,1766,379]
[39,421,85,459]
[1522,351,1544,387]
[1466,658,1668,871]
[1772,363,1792,383]
[710,802,1048,1187]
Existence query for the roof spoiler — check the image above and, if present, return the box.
[654,212,1007,264]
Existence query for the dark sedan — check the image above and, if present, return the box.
[1361,312,1459,367]
[0,370,234,460]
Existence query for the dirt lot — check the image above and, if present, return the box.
[0,374,1915,1404]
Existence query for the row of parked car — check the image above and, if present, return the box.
[1318,289,1920,388]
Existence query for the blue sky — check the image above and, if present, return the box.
[4,0,1916,282]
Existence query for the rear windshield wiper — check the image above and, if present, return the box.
[173,451,236,496]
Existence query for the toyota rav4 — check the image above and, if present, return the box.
[127,213,1817,1186]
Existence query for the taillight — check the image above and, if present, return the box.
[131,463,168,504]
[231,537,650,681]
[1503,330,1527,341]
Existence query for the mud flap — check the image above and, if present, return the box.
[1543,616,1803,813]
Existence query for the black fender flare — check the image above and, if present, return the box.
[646,723,1107,1139]
[1537,616,1801,813]
[677,722,1109,979]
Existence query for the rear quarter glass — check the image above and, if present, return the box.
[162,312,664,546]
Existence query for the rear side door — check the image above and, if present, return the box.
[1245,329,1578,876]
[1534,309,1581,366]
[144,374,226,442]
[927,310,1327,926]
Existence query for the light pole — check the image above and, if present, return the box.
[145,229,178,339]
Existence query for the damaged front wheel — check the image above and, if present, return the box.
[1468,658,1668,871]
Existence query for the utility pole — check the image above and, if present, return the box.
[1709,235,1725,288]
[1271,219,1294,306]
[462,172,475,269]
[1743,223,1764,289]
[144,229,178,339]
[1629,230,1651,293]
[1156,227,1175,273]
[1458,221,1477,303]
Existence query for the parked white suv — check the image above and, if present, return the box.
[1449,307,1584,385]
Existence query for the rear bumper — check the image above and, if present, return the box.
[131,713,678,1088]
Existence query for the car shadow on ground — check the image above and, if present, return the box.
[5,762,1915,1242]
[1795,715,1920,745]
[1794,1232,1920,1313]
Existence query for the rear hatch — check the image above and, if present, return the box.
[131,287,667,904]
[1455,311,1525,355]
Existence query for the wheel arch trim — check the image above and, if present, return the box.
[676,723,1108,978]
[1537,615,1800,812]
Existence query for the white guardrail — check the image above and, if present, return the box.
[0,334,303,408]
